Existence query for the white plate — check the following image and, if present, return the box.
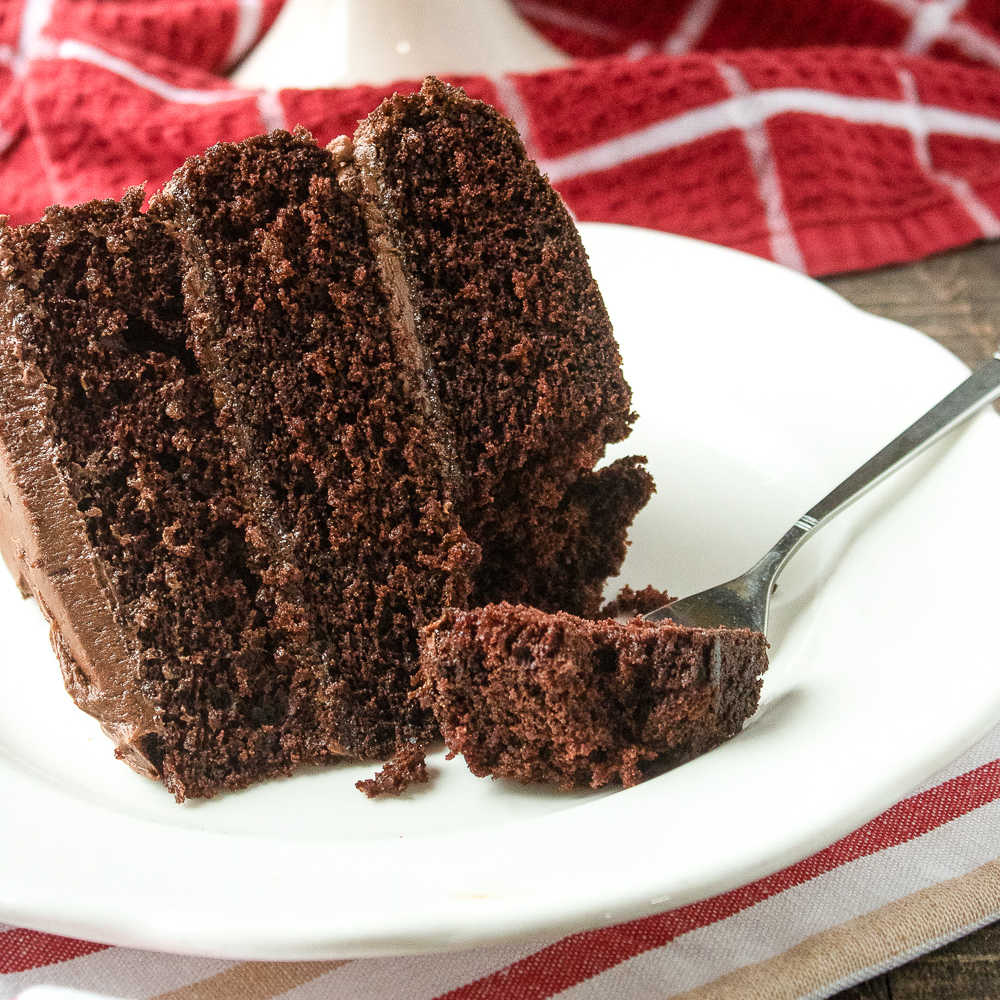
[2,223,999,960]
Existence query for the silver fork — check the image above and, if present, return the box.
[645,354,1000,634]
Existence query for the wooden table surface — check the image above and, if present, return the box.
[820,241,1000,999]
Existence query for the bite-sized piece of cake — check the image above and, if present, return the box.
[350,78,646,611]
[419,603,767,790]
[355,743,429,799]
[154,130,477,763]
[0,194,293,798]
[600,584,674,621]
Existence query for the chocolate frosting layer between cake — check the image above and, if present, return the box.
[331,135,462,498]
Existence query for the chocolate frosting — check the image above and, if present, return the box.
[0,290,163,779]
[332,134,463,499]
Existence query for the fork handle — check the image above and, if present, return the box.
[765,354,1000,577]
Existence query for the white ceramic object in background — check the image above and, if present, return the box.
[2,224,1000,959]
[230,0,570,90]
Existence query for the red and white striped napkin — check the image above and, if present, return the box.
[4,725,1000,999]
[3,1,1000,997]
[4,0,1000,274]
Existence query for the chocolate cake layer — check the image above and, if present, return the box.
[419,603,768,789]
[155,130,478,761]
[0,194,295,798]
[352,78,645,614]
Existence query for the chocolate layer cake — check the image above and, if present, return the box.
[418,604,768,789]
[0,79,653,798]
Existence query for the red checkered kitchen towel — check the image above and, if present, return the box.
[4,1,1000,998]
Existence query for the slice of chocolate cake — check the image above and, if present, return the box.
[350,78,649,615]
[0,80,654,799]
[418,603,767,790]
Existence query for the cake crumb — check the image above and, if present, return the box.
[599,585,673,621]
[356,743,429,798]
